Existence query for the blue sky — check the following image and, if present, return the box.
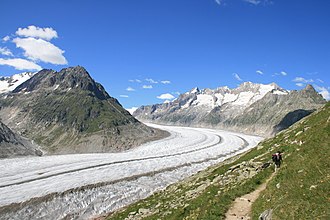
[0,0,329,109]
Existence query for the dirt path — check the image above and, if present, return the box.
[225,173,275,220]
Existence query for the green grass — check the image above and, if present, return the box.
[107,102,329,220]
[25,89,137,148]
[31,90,133,133]
[252,102,330,219]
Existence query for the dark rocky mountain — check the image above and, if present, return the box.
[134,82,326,137]
[0,120,41,158]
[0,66,167,155]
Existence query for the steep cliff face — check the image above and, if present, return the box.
[0,121,40,158]
[134,82,326,136]
[0,66,167,154]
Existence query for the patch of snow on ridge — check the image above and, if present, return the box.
[190,87,199,94]
[0,72,35,93]
[192,94,214,108]
[223,93,237,104]
[232,91,255,106]
[273,90,288,95]
[259,84,276,96]
[248,83,278,104]
[126,107,138,114]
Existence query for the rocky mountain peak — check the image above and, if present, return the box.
[12,66,110,100]
[269,82,280,88]
[303,84,316,92]
[189,87,200,94]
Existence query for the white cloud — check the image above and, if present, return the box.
[142,85,153,89]
[215,0,223,5]
[13,37,67,65]
[0,47,13,56]
[126,87,135,92]
[157,93,175,100]
[273,71,288,77]
[146,78,158,84]
[16,25,58,41]
[120,95,129,98]
[244,0,261,5]
[295,83,304,87]
[233,73,242,81]
[161,80,171,84]
[317,79,324,83]
[129,79,142,83]
[256,70,263,75]
[126,107,138,115]
[2,36,10,42]
[0,58,42,71]
[243,0,273,5]
[314,85,330,100]
[293,77,313,83]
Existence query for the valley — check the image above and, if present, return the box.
[0,123,262,219]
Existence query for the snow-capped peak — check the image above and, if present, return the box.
[178,82,288,110]
[189,87,199,94]
[0,72,36,94]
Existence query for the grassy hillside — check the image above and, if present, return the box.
[252,101,330,219]
[106,102,329,220]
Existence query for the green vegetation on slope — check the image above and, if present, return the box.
[107,102,329,220]
[31,89,134,133]
[252,102,330,219]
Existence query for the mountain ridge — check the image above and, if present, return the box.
[134,82,326,136]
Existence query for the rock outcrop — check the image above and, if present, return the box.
[0,120,41,158]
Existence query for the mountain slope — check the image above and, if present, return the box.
[0,66,167,154]
[107,102,329,220]
[251,101,330,219]
[134,82,326,136]
[0,120,41,158]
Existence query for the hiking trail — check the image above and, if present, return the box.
[225,172,275,220]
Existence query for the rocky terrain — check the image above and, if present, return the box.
[134,82,326,137]
[0,66,167,155]
[0,120,41,158]
[107,101,329,220]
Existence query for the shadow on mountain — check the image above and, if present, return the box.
[273,109,314,133]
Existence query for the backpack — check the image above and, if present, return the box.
[272,153,281,162]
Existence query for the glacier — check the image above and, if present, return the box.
[0,123,262,220]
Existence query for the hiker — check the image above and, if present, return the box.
[272,151,282,172]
